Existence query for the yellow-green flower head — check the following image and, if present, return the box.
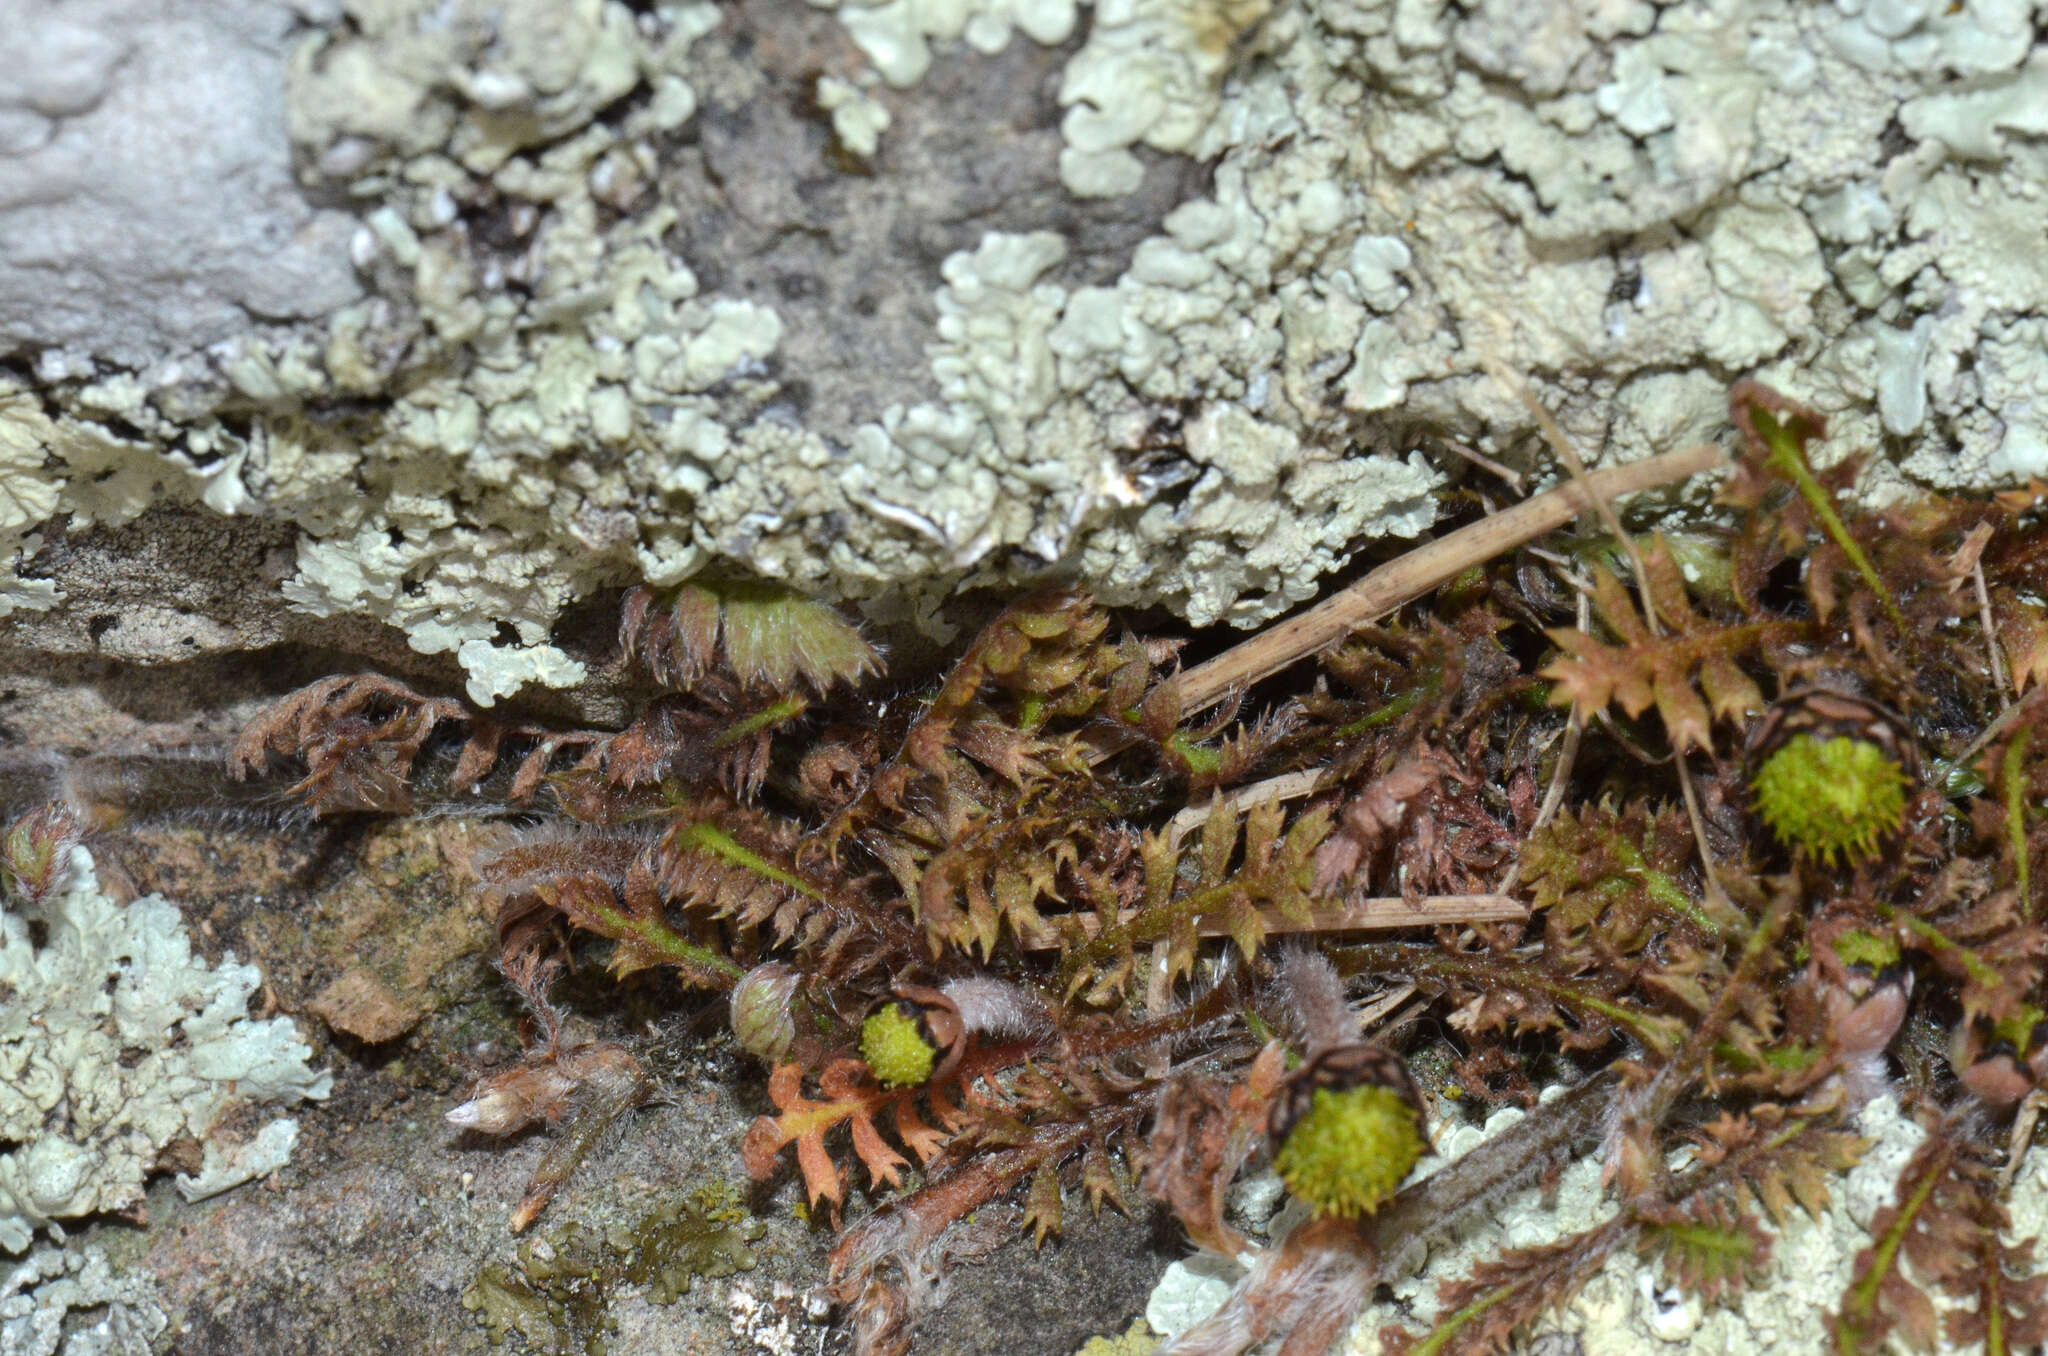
[861,1002,938,1087]
[1750,734,1908,866]
[1269,1045,1426,1219]
[1273,1084,1424,1219]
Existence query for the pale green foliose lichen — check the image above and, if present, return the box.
[1145,1252,1239,1340]
[0,399,61,622]
[813,0,1265,194]
[8,0,2048,703]
[0,847,331,1255]
[262,0,1451,668]
[0,1242,168,1356]
[807,0,1082,88]
[1825,0,2035,77]
[816,75,892,158]
[0,382,261,622]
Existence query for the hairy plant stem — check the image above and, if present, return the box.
[1333,943,1685,1053]
[1364,1068,1620,1270]
[0,746,276,826]
[1014,894,1525,952]
[1061,976,1242,1059]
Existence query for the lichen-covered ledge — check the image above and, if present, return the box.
[7,2,2046,712]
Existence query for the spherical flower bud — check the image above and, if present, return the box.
[1750,734,1908,866]
[1268,1044,1426,1219]
[1744,688,1915,868]
[1,804,81,907]
[729,963,801,1064]
[860,1001,939,1087]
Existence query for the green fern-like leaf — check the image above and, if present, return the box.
[1382,1218,1631,1356]
[1636,1198,1772,1308]
[1836,1117,2048,1355]
[657,806,921,980]
[1057,798,1330,1004]
[1687,1108,1870,1229]
[1521,801,1726,950]
[621,578,881,694]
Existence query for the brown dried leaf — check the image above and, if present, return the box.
[1139,1043,1286,1255]
[1996,587,2048,696]
[1314,745,1461,892]
[230,674,472,813]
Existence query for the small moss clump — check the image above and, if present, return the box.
[1831,928,1902,972]
[463,1222,614,1356]
[1751,735,1908,866]
[614,1185,764,1305]
[861,1003,937,1087]
[1991,1005,2046,1057]
[1272,1084,1424,1220]
[463,1189,764,1351]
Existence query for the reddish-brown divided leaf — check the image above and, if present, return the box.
[1541,539,1800,753]
[743,1063,856,1208]
[743,1061,962,1212]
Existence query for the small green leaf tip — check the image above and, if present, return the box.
[1272,1084,1424,1219]
[622,577,881,695]
[716,579,880,694]
[860,1003,937,1087]
[1830,928,1901,973]
[1750,734,1908,866]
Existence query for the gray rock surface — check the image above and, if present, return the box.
[0,1,362,371]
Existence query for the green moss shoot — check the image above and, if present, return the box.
[1830,928,1902,973]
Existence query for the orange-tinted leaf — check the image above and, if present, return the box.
[894,1099,951,1165]
[1023,1164,1062,1246]
[1996,588,2048,695]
